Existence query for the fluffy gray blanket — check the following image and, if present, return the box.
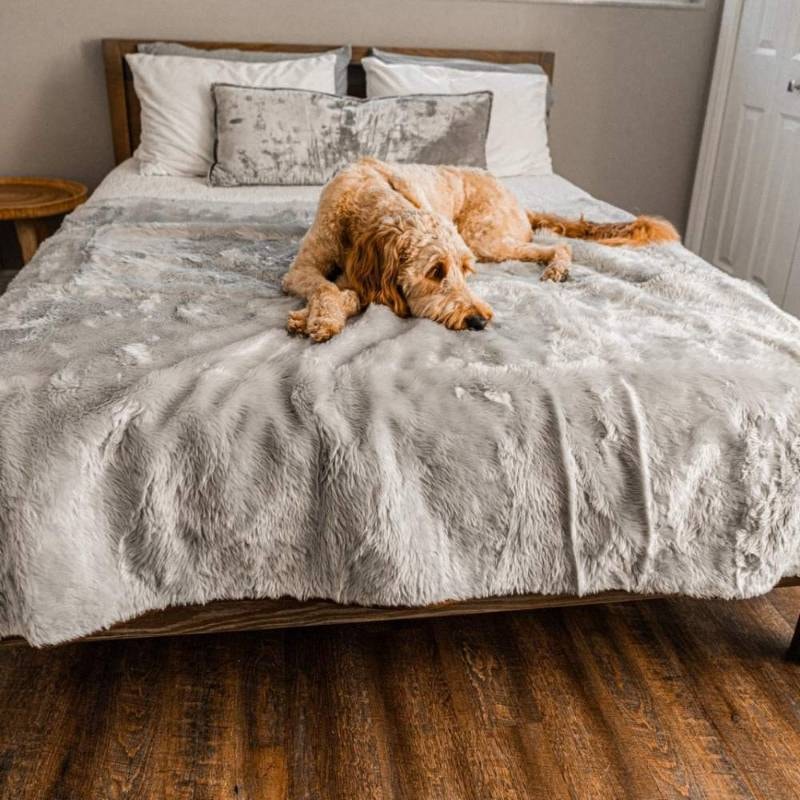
[1,189,799,645]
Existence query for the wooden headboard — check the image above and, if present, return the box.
[102,39,555,165]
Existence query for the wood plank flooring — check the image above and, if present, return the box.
[0,589,798,800]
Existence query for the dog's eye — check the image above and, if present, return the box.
[426,262,447,282]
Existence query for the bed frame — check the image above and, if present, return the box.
[13,38,791,652]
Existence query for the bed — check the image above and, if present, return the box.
[0,40,798,650]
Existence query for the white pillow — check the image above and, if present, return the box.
[362,56,552,178]
[126,52,338,177]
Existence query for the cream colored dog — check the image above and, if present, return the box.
[283,158,678,342]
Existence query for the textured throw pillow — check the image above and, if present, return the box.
[126,52,338,177]
[138,42,351,95]
[370,48,554,113]
[209,86,493,187]
[363,56,551,178]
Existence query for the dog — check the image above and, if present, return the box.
[283,158,679,342]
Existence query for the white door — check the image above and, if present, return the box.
[699,0,800,310]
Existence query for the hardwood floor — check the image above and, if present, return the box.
[1,590,798,800]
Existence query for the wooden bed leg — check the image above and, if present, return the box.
[788,615,800,663]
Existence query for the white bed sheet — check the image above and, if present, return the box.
[4,157,799,646]
[90,158,629,223]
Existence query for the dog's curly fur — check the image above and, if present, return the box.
[283,158,679,341]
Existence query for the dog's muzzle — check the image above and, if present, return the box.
[465,314,489,331]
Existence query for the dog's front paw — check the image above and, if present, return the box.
[305,313,345,343]
[301,286,360,342]
[287,306,309,335]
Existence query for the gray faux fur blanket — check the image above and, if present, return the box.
[1,189,799,645]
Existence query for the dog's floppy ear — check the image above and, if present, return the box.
[377,234,411,318]
[344,221,410,318]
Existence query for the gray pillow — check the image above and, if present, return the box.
[209,86,492,187]
[137,42,351,95]
[370,48,554,112]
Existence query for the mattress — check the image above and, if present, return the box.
[1,160,799,645]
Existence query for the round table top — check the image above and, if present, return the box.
[0,177,88,221]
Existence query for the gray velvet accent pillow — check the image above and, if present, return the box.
[209,86,492,187]
[370,48,554,112]
[137,42,351,95]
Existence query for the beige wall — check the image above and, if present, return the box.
[0,0,721,254]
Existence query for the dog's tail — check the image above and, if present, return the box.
[526,211,679,247]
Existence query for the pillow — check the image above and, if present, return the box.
[126,52,338,176]
[362,56,551,178]
[209,86,493,186]
[369,48,554,113]
[137,42,351,95]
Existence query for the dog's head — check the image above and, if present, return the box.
[344,211,493,331]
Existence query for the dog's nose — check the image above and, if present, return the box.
[465,314,489,331]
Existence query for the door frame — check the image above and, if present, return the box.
[686,0,746,252]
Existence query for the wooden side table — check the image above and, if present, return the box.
[0,177,88,264]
